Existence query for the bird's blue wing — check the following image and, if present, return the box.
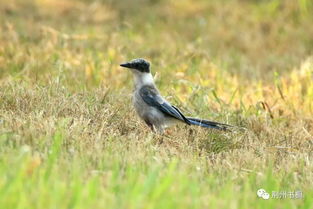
[139,85,190,124]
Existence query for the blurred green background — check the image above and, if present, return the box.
[1,0,313,81]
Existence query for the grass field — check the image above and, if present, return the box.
[0,0,313,208]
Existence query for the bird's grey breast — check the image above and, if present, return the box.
[133,89,150,118]
[133,86,169,127]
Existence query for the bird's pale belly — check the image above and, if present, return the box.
[133,92,176,132]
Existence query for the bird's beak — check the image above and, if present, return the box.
[120,62,132,69]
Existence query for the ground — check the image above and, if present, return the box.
[0,0,312,208]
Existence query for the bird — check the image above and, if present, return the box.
[120,58,232,133]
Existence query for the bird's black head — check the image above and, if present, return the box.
[120,58,150,73]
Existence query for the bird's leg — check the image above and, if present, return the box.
[144,119,154,132]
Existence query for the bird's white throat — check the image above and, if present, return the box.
[133,72,155,88]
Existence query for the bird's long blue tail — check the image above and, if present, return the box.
[186,117,232,131]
